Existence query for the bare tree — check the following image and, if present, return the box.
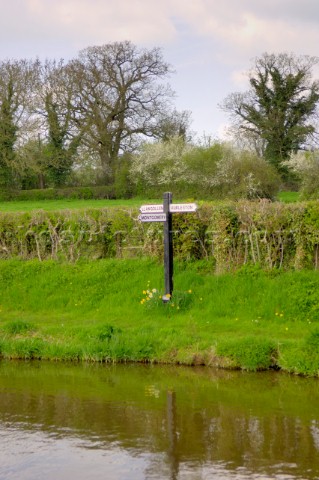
[67,41,176,183]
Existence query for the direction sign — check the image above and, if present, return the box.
[140,204,164,213]
[169,203,197,213]
[138,213,167,222]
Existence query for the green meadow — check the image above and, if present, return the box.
[0,257,319,376]
[0,198,159,212]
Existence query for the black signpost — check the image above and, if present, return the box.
[139,193,197,302]
[163,192,173,299]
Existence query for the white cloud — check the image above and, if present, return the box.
[1,0,319,136]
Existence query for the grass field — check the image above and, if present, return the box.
[0,198,161,212]
[276,191,300,202]
[0,258,318,375]
[0,190,300,212]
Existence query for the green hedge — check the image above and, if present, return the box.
[1,200,319,271]
[0,185,117,201]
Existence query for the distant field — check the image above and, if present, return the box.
[0,191,302,212]
[0,198,161,212]
[276,191,300,202]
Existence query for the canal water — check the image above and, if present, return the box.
[0,361,318,480]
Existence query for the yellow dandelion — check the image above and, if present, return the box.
[143,290,147,295]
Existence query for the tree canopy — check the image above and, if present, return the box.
[0,41,190,189]
[221,53,319,175]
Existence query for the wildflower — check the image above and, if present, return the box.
[280,313,284,317]
[143,290,147,295]
[149,293,153,298]
[152,288,157,293]
[188,289,192,294]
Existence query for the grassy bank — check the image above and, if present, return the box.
[0,258,319,376]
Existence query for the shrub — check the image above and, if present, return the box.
[0,185,117,202]
[286,151,319,199]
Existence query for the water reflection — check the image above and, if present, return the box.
[0,361,318,479]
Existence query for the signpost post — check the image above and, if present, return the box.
[163,192,173,299]
[139,193,197,302]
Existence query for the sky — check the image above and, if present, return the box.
[1,0,319,140]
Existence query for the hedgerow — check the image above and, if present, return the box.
[1,200,319,271]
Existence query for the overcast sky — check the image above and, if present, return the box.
[2,0,319,139]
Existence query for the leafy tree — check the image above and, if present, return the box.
[0,59,39,187]
[221,53,319,176]
[36,60,82,187]
[67,41,179,183]
[15,137,48,189]
[0,80,17,186]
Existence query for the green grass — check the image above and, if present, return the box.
[277,191,300,202]
[0,258,319,375]
[0,190,303,211]
[0,198,161,212]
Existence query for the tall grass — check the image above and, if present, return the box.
[0,258,319,375]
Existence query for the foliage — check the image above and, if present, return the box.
[131,139,281,199]
[0,42,189,191]
[130,136,192,195]
[0,59,39,187]
[1,200,319,271]
[0,185,117,201]
[210,147,280,199]
[286,150,319,198]
[221,53,319,175]
[67,41,185,184]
